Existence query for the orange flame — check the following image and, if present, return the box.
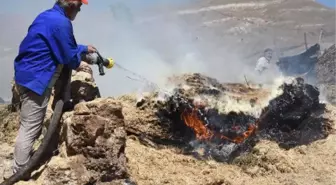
[181,109,213,140]
[181,109,257,144]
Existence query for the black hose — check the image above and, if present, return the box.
[0,100,64,185]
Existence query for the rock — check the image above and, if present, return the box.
[70,65,101,105]
[73,103,91,115]
[76,62,93,77]
[1,64,113,184]
[63,98,127,183]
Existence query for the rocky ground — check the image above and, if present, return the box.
[0,45,336,184]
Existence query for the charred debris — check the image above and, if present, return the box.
[135,73,333,163]
[123,43,333,163]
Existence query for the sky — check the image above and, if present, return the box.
[0,0,192,14]
[317,0,336,8]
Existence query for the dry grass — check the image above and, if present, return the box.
[126,137,245,185]
[0,106,19,144]
[125,105,336,185]
[126,134,336,185]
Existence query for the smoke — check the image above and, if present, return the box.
[72,0,209,97]
[0,0,284,99]
[73,1,284,98]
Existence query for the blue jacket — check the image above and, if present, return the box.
[14,3,88,96]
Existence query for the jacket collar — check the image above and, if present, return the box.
[52,3,66,16]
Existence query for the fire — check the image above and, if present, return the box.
[181,108,258,144]
[229,124,257,143]
[181,109,213,140]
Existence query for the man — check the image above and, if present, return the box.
[12,0,96,178]
[255,48,273,74]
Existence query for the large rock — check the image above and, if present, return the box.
[1,63,128,184]
[61,98,128,182]
[7,64,103,155]
[15,98,129,184]
[70,62,101,105]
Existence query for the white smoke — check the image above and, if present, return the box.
[0,0,288,99]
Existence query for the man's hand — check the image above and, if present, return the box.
[87,45,97,53]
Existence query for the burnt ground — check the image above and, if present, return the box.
[121,73,336,185]
[134,73,334,163]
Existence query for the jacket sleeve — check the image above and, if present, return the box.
[47,20,88,70]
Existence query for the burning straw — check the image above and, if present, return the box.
[181,108,258,144]
[157,73,330,162]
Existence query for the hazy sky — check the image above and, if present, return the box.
[0,0,189,13]
[317,0,336,8]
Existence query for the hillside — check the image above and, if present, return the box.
[137,0,335,66]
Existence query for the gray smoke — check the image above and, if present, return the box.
[72,0,277,97]
[0,0,282,99]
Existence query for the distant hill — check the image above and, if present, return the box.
[108,0,331,83]
[139,0,335,64]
